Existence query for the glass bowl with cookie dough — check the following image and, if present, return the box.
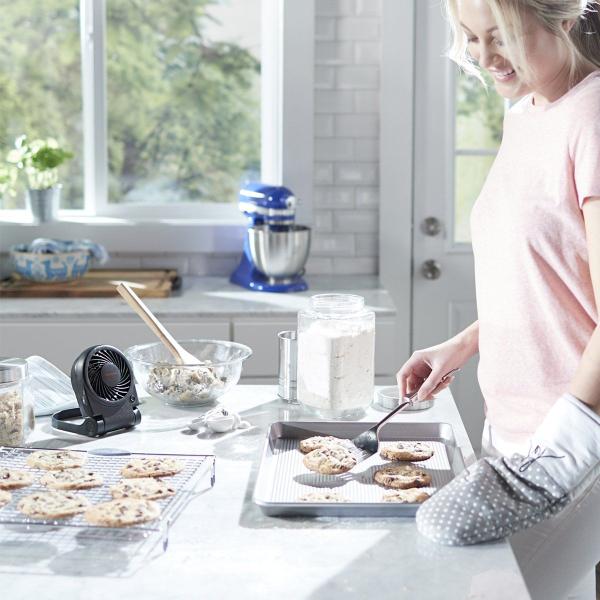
[125,339,252,406]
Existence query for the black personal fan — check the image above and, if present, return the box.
[52,345,141,437]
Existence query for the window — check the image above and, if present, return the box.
[453,69,506,243]
[0,0,261,215]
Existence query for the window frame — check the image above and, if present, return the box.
[0,0,314,248]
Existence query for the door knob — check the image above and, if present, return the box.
[421,216,442,236]
[421,260,441,280]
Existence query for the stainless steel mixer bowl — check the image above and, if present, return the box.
[248,225,311,280]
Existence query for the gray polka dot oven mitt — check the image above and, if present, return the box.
[415,454,569,546]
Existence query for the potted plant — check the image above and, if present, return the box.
[6,135,73,222]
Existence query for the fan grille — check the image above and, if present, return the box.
[87,347,132,402]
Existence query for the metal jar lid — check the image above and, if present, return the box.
[0,358,28,384]
[374,386,434,412]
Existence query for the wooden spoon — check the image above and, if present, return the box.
[116,282,202,365]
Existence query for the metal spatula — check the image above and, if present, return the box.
[351,368,460,459]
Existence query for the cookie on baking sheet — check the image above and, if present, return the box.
[298,435,354,454]
[40,469,103,490]
[298,491,350,503]
[120,457,184,479]
[303,445,357,475]
[110,478,176,501]
[379,441,434,462]
[374,464,432,489]
[0,468,34,489]
[17,491,90,519]
[26,449,86,471]
[0,489,12,508]
[84,498,161,527]
[382,489,431,503]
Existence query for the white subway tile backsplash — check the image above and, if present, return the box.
[140,254,189,274]
[333,256,378,274]
[355,0,382,17]
[337,17,380,40]
[315,90,355,114]
[314,187,355,209]
[336,65,379,89]
[314,210,334,232]
[333,209,379,233]
[315,41,354,65]
[354,138,379,161]
[355,187,379,208]
[305,255,334,275]
[315,66,336,89]
[335,163,378,185]
[315,17,336,41]
[314,163,334,185]
[315,138,354,161]
[103,254,143,270]
[316,0,356,17]
[314,115,335,137]
[335,114,378,138]
[354,90,379,113]
[356,233,379,257]
[312,233,356,256]
[355,41,381,64]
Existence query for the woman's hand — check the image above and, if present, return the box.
[396,330,478,401]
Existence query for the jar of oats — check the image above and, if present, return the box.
[0,359,34,446]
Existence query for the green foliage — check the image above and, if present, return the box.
[6,135,73,190]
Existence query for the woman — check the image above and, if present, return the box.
[397,0,600,597]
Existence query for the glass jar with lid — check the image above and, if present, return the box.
[0,358,35,446]
[297,294,375,418]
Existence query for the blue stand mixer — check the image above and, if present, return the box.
[230,182,311,293]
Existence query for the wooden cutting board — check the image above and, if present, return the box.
[0,269,180,298]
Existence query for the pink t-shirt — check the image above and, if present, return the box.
[471,70,600,444]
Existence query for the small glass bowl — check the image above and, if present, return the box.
[125,339,252,407]
[374,386,435,412]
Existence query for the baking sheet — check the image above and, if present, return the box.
[254,421,465,517]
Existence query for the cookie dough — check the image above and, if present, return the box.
[379,441,434,462]
[303,446,357,475]
[298,435,355,454]
[0,489,11,508]
[110,478,176,500]
[382,489,431,503]
[84,498,161,527]
[146,364,224,404]
[40,469,103,490]
[298,491,350,502]
[17,491,90,519]
[0,468,34,490]
[374,464,432,489]
[120,457,184,479]
[26,450,86,471]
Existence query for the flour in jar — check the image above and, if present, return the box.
[297,319,374,413]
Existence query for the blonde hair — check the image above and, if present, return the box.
[444,0,600,84]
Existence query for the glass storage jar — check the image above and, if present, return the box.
[297,294,375,419]
[0,358,34,446]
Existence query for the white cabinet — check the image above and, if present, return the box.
[0,321,230,372]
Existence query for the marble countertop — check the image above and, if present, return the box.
[0,275,396,320]
[0,386,530,600]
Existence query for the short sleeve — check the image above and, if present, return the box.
[572,83,600,209]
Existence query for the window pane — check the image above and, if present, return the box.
[106,0,261,205]
[454,154,496,243]
[455,69,504,150]
[0,1,83,209]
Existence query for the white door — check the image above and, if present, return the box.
[411,1,504,451]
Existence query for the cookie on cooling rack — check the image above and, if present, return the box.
[379,441,434,462]
[298,435,354,454]
[17,491,90,519]
[84,498,161,527]
[382,489,431,503]
[0,489,12,508]
[298,491,350,502]
[26,450,86,471]
[373,464,432,489]
[40,468,103,490]
[110,478,176,500]
[120,457,184,479]
[0,468,34,489]
[303,445,357,475]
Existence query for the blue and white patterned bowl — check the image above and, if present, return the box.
[10,248,93,282]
